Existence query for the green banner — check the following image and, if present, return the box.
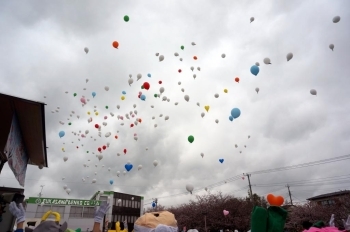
[27,197,101,206]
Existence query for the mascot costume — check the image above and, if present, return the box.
[134,211,178,232]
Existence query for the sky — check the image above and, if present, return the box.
[0,0,350,209]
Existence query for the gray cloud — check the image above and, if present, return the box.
[1,0,350,208]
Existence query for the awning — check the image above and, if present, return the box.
[0,93,48,170]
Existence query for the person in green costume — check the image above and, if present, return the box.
[250,205,288,232]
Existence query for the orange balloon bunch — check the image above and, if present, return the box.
[266,194,284,206]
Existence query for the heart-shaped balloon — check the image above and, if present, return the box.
[219,159,224,163]
[125,164,133,172]
[266,194,284,206]
[223,210,229,216]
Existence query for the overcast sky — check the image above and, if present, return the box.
[1,0,350,208]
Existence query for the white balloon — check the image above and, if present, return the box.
[179,58,183,61]
[333,16,341,23]
[137,74,142,81]
[310,89,317,95]
[190,66,194,71]
[215,119,219,124]
[159,55,164,62]
[200,153,204,158]
[155,53,159,56]
[201,112,205,118]
[263,57,271,64]
[108,167,111,171]
[63,157,68,162]
[186,184,194,194]
[160,87,165,93]
[329,44,334,51]
[84,47,89,54]
[128,78,134,86]
[191,42,196,46]
[181,88,185,92]
[197,67,201,71]
[162,96,167,101]
[133,104,136,108]
[174,52,179,57]
[221,54,226,58]
[286,53,293,61]
[63,185,68,190]
[250,17,255,23]
[175,102,178,105]
[197,102,200,106]
[178,82,181,85]
[153,160,158,167]
[255,88,260,94]
[214,93,219,98]
[138,165,142,170]
[92,179,96,183]
[154,124,158,128]
[66,188,71,194]
[134,137,138,141]
[62,177,65,180]
[165,116,169,121]
[117,105,120,109]
[184,95,190,102]
[193,74,196,79]
[105,86,109,91]
[117,199,121,204]
[86,79,89,83]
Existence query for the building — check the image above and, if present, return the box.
[24,191,144,231]
[306,190,350,206]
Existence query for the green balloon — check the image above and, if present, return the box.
[124,15,129,22]
[154,94,158,98]
[105,106,109,109]
[86,151,89,153]
[73,93,77,97]
[181,45,184,50]
[188,135,194,143]
[76,228,82,232]
[68,122,72,126]
[141,86,144,89]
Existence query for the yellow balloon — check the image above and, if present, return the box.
[224,89,228,93]
[62,148,65,152]
[95,112,99,116]
[121,96,125,100]
[87,111,90,115]
[204,105,210,112]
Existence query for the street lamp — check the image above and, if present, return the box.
[202,211,208,232]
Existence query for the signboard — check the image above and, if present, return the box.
[4,113,28,187]
[27,197,101,206]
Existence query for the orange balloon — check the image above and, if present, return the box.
[138,118,142,123]
[115,135,118,139]
[112,41,119,49]
[266,194,284,206]
[235,77,240,83]
[193,56,197,60]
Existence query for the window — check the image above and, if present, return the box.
[99,196,108,204]
[83,207,95,218]
[35,205,51,218]
[70,206,83,218]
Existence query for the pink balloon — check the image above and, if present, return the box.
[223,210,229,216]
[132,114,135,118]
[134,133,137,136]
[80,97,86,104]
[104,116,108,120]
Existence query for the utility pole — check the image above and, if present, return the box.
[243,173,253,201]
[38,185,45,198]
[286,184,293,205]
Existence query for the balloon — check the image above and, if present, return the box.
[181,45,184,50]
[59,131,65,138]
[250,17,254,23]
[125,163,133,172]
[263,57,271,64]
[214,93,219,98]
[184,95,189,102]
[231,108,241,119]
[153,160,158,167]
[286,53,293,61]
[193,56,197,60]
[63,185,68,190]
[109,180,114,185]
[122,91,126,95]
[138,165,142,170]
[128,78,134,86]
[255,87,260,94]
[158,80,162,84]
[255,62,260,66]
[112,41,119,49]
[178,69,182,73]
[219,159,224,163]
[329,44,334,51]
[223,210,229,216]
[155,53,159,56]
[92,92,96,98]
[201,112,205,118]
[193,74,196,79]
[186,184,194,194]
[140,95,146,101]
[84,47,89,54]
[221,54,226,58]
[105,86,109,91]
[266,194,284,206]
[215,119,219,124]
[123,149,127,154]
[121,96,125,100]
[229,116,233,121]
[73,93,77,97]
[124,15,129,22]
[190,66,194,71]
[80,97,86,104]
[250,65,260,76]
[97,154,103,161]
[137,74,142,81]
[333,16,341,23]
[66,188,71,194]
[235,77,239,83]
[191,42,196,46]
[200,153,204,158]
[224,89,228,93]
[63,157,68,162]
[159,55,164,62]
[204,105,210,112]
[310,89,317,95]
[143,82,150,90]
[160,87,165,94]
[147,73,151,77]
[188,135,194,143]
[197,67,201,71]
[174,52,179,56]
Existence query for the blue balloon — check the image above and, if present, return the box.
[109,180,114,185]
[140,94,146,101]
[59,131,65,138]
[250,65,259,76]
[147,73,151,78]
[125,164,133,172]
[152,202,156,208]
[92,92,96,98]
[231,108,241,119]
[122,91,126,95]
[219,159,224,163]
[229,116,234,122]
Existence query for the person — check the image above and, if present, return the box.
[9,201,110,232]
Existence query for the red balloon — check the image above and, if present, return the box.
[138,95,141,98]
[76,146,79,149]
[193,56,198,60]
[235,77,240,83]
[178,69,182,73]
[98,147,102,152]
[115,135,118,139]
[143,82,150,90]
[95,124,99,128]
[130,124,134,127]
[158,81,162,84]
[138,118,142,123]
[103,145,107,150]
[123,149,127,154]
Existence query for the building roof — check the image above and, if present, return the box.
[306,190,350,201]
[0,93,48,169]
